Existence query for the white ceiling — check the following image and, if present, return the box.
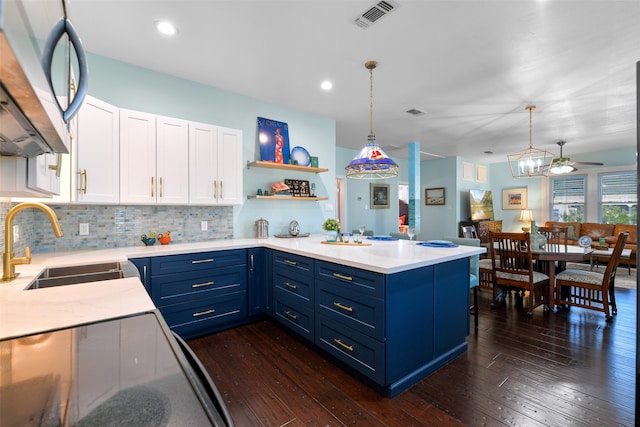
[69,0,639,163]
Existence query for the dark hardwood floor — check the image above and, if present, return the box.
[188,287,637,426]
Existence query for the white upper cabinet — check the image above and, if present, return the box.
[120,110,189,204]
[74,96,120,203]
[188,122,243,205]
[156,115,189,204]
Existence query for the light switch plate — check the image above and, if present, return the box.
[201,220,208,231]
[13,225,19,243]
[79,223,89,236]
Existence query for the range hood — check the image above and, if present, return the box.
[0,31,69,157]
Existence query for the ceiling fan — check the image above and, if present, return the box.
[549,141,604,174]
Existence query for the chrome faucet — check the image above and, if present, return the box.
[2,202,64,282]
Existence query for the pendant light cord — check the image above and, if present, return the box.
[366,61,377,141]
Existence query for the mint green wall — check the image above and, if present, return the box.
[85,53,336,238]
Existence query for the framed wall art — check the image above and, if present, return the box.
[502,187,528,210]
[476,165,487,183]
[257,116,290,164]
[370,183,390,209]
[425,187,445,205]
[462,161,474,181]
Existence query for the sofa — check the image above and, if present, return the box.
[544,221,637,266]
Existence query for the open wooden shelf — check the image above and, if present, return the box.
[247,195,328,201]
[246,160,328,173]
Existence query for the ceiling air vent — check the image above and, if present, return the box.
[406,108,426,116]
[354,1,400,29]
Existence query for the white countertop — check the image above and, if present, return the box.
[0,235,484,340]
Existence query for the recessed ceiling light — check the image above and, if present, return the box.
[320,81,333,90]
[156,20,177,36]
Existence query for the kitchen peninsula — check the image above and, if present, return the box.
[0,235,484,397]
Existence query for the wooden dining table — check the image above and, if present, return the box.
[531,245,594,309]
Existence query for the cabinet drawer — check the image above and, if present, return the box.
[160,291,247,338]
[316,261,384,298]
[151,265,246,307]
[315,314,385,385]
[316,280,385,341]
[273,251,313,277]
[274,269,313,302]
[273,289,314,341]
[151,249,246,275]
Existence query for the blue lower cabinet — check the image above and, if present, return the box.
[248,248,271,316]
[129,257,151,294]
[273,288,314,340]
[160,291,247,339]
[315,313,385,385]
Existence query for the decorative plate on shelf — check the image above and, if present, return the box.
[578,235,592,248]
[290,146,311,166]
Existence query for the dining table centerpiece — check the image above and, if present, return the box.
[322,218,341,242]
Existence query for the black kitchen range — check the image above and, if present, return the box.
[0,311,233,426]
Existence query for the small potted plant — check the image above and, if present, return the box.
[322,218,341,242]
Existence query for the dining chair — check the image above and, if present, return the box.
[555,232,628,320]
[537,225,569,274]
[538,226,568,251]
[445,236,481,329]
[389,232,411,240]
[488,231,551,317]
[460,225,479,239]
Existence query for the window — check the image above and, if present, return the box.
[551,176,586,222]
[600,172,637,224]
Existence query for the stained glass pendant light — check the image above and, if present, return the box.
[507,106,553,178]
[345,61,398,179]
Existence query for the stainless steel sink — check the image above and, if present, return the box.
[27,261,138,290]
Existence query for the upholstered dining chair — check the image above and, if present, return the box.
[538,226,569,251]
[445,236,481,329]
[555,232,628,320]
[488,231,551,317]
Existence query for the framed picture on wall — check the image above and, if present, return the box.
[502,187,528,210]
[462,162,474,181]
[425,187,445,205]
[370,183,390,209]
[476,165,487,183]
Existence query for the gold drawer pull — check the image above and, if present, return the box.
[192,281,214,288]
[334,338,354,352]
[284,260,297,266]
[333,273,353,281]
[284,282,297,289]
[192,258,214,264]
[193,309,215,317]
[333,302,353,312]
[285,311,298,320]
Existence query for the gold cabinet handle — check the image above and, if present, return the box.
[213,180,217,198]
[78,169,87,194]
[142,265,147,284]
[284,282,297,289]
[159,176,163,198]
[192,281,214,288]
[193,309,215,317]
[250,254,254,273]
[192,258,214,264]
[333,273,353,281]
[285,311,297,320]
[334,338,354,352]
[219,180,222,199]
[333,302,353,312]
[48,153,63,177]
[151,176,154,197]
[284,260,297,266]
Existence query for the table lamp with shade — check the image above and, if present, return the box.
[519,209,534,232]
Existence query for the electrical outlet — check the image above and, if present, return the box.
[79,223,89,236]
[201,220,208,231]
[13,225,19,243]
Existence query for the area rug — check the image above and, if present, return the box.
[565,262,637,290]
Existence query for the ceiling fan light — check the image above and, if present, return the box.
[550,163,577,174]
